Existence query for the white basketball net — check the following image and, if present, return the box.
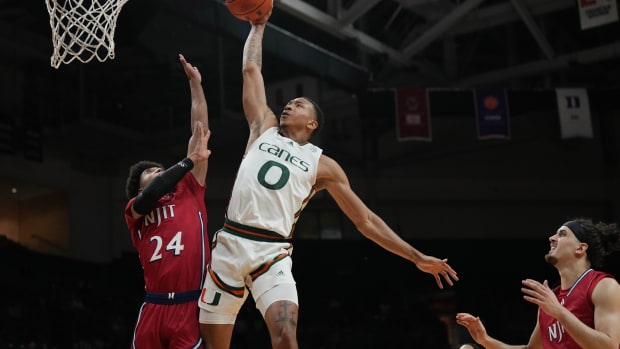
[45,0,129,69]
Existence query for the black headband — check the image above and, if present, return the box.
[563,220,588,244]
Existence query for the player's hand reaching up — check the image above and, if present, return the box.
[179,53,201,84]
[251,6,272,25]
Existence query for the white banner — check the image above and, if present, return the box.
[556,88,593,139]
[578,0,619,30]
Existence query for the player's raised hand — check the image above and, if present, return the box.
[179,54,202,83]
[190,121,211,161]
[251,6,272,25]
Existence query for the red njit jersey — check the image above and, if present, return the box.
[125,173,209,293]
[538,269,615,349]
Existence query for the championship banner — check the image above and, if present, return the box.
[395,87,431,141]
[473,88,510,140]
[555,88,593,139]
[578,0,619,30]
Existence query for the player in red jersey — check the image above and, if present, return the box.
[456,218,620,349]
[124,54,211,349]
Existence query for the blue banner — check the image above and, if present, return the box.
[474,89,510,140]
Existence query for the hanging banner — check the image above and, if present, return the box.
[578,0,618,30]
[395,88,431,141]
[474,89,510,140]
[555,88,593,139]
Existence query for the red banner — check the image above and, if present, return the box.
[395,88,431,141]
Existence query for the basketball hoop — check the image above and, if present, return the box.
[45,0,129,69]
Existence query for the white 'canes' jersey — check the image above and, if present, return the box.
[226,127,323,238]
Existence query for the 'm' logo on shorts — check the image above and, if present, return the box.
[200,288,221,306]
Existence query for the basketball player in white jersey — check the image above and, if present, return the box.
[198,8,459,349]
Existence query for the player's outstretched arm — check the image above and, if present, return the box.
[179,54,208,131]
[179,54,210,184]
[315,154,458,289]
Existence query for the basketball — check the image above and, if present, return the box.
[226,0,273,22]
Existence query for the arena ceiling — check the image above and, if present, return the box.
[3,0,620,89]
[0,0,619,169]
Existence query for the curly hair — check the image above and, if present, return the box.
[125,160,164,200]
[571,217,620,268]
